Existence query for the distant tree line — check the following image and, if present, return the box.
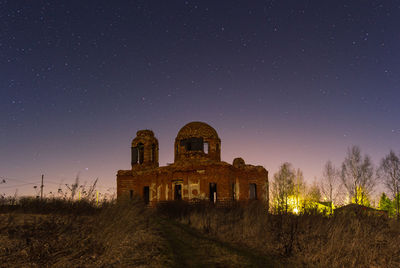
[270,145,400,220]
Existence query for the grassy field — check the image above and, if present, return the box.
[0,198,278,267]
[0,198,171,267]
[158,201,400,268]
[1,199,399,267]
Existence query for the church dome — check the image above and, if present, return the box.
[174,121,221,163]
[176,121,219,140]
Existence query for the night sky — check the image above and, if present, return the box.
[1,1,399,196]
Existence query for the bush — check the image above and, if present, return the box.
[0,197,102,215]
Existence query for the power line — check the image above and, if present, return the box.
[0,175,75,186]
[0,183,39,189]
[0,174,115,193]
[0,181,40,186]
[45,181,64,185]
[0,176,40,184]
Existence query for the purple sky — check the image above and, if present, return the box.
[1,1,399,197]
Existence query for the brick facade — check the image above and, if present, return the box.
[117,122,269,207]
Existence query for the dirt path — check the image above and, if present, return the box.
[157,218,278,268]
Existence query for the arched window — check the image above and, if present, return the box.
[203,142,209,154]
[151,144,156,163]
[131,147,138,165]
[138,143,144,164]
[249,184,257,200]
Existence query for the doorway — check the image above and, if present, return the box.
[209,183,217,203]
[143,186,150,204]
[174,184,182,200]
[231,183,236,201]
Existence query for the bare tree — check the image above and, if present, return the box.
[377,150,400,220]
[341,146,375,205]
[272,162,295,213]
[293,168,306,210]
[320,161,341,213]
[307,180,322,202]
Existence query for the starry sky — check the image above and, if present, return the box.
[1,1,399,196]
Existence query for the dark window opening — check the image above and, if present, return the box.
[180,138,204,151]
[131,147,138,165]
[216,143,220,153]
[143,186,150,204]
[249,184,257,200]
[129,190,134,200]
[151,144,156,163]
[204,142,209,154]
[209,183,217,203]
[174,184,182,200]
[138,143,144,164]
[232,183,236,201]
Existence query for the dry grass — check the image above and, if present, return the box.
[0,198,172,267]
[2,198,399,267]
[159,201,400,268]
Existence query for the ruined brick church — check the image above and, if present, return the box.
[117,122,269,206]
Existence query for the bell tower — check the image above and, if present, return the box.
[131,130,159,169]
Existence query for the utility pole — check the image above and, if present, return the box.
[40,174,44,200]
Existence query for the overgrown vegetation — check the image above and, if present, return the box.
[2,146,400,266]
[0,198,172,267]
[0,197,101,215]
[1,197,400,267]
[269,146,400,219]
[159,201,400,267]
